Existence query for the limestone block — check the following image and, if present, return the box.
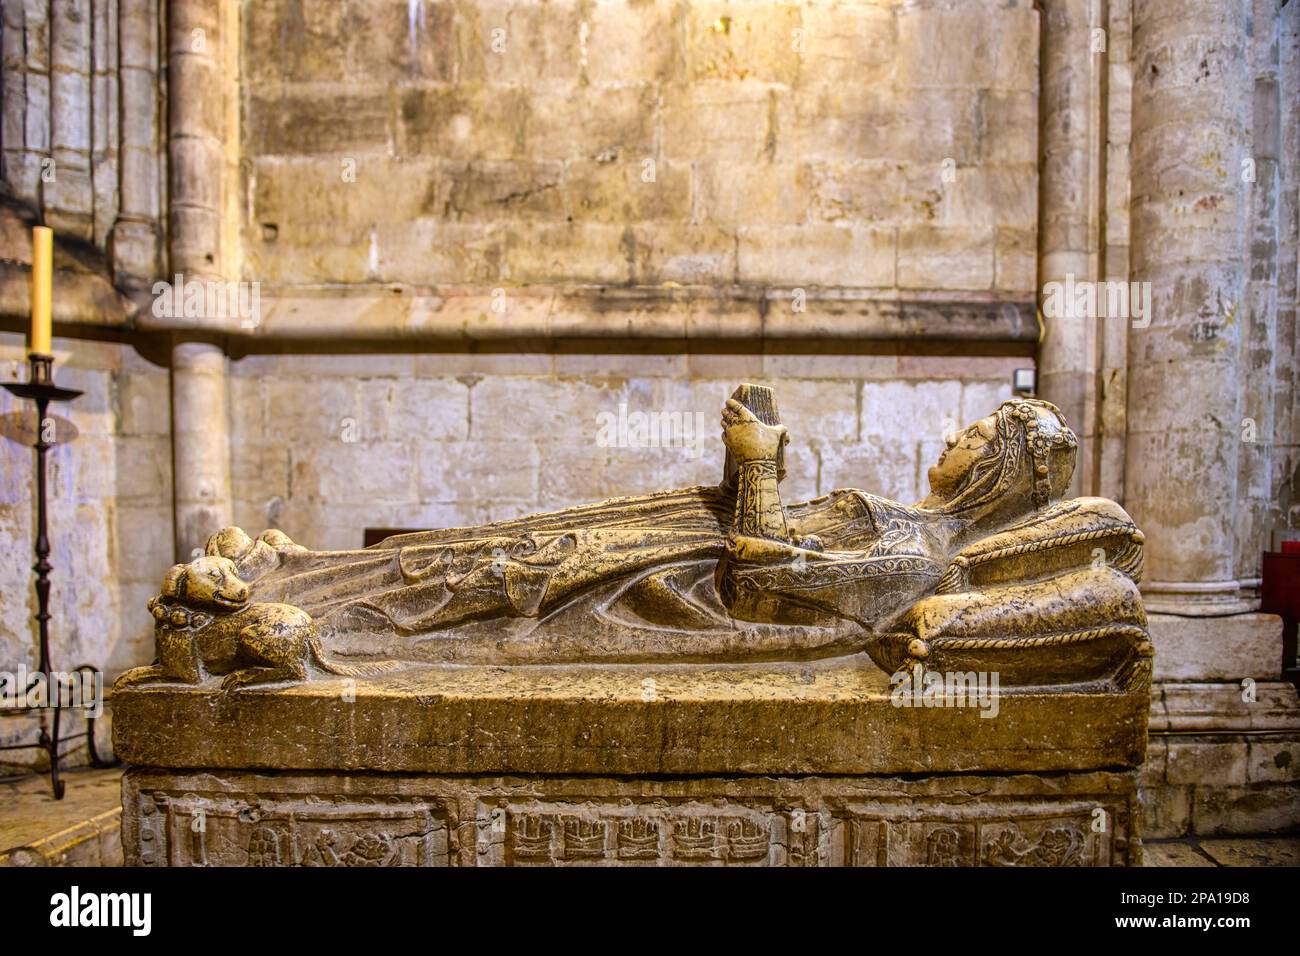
[50,433,107,502]
[661,81,773,163]
[469,377,632,440]
[399,85,528,161]
[600,444,718,497]
[585,0,681,84]
[536,442,613,505]
[114,437,173,505]
[460,0,583,86]
[1141,841,1214,866]
[229,442,292,514]
[344,0,457,83]
[736,224,895,287]
[252,156,443,231]
[807,161,938,226]
[502,222,632,284]
[896,3,1037,91]
[566,160,691,223]
[774,86,896,163]
[1197,839,1300,867]
[977,90,1039,164]
[374,220,506,285]
[942,166,1038,230]
[626,223,737,285]
[115,505,179,584]
[243,0,350,83]
[897,226,995,291]
[551,351,691,382]
[797,1,895,88]
[1191,785,1300,836]
[263,377,364,445]
[0,560,32,680]
[863,379,962,445]
[525,85,657,162]
[689,351,764,380]
[760,349,899,381]
[115,371,171,437]
[299,439,419,506]
[52,365,113,431]
[695,160,809,226]
[227,375,267,442]
[416,440,538,503]
[246,237,376,286]
[384,378,470,443]
[248,88,393,156]
[443,160,567,221]
[685,2,802,85]
[1246,741,1300,784]
[1165,740,1249,786]
[960,380,1014,428]
[111,658,1150,776]
[898,353,1026,381]
[1147,613,1282,681]
[817,438,919,504]
[995,227,1037,293]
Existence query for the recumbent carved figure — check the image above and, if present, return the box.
[120,384,1150,691]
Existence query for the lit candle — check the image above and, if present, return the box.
[31,225,53,355]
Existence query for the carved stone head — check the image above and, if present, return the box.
[157,555,251,613]
[923,399,1077,518]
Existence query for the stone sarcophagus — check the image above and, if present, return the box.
[113,385,1151,866]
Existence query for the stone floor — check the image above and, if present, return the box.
[1,767,1296,866]
[0,766,123,866]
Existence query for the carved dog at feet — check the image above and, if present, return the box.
[119,555,393,690]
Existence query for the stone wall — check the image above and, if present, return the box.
[231,0,1038,549]
[243,0,1039,293]
[228,348,1019,549]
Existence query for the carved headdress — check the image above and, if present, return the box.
[939,398,1077,516]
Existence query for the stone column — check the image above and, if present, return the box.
[46,0,95,238]
[171,340,232,560]
[1128,0,1300,840]
[166,0,239,559]
[110,0,162,287]
[1037,0,1107,498]
[1125,0,1253,615]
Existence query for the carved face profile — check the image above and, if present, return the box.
[927,414,999,500]
[921,399,1077,518]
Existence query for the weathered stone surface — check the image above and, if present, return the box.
[112,654,1149,776]
[121,767,1141,867]
[0,767,123,867]
[1141,841,1215,867]
[1148,612,1283,681]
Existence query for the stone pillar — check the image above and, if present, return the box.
[1279,0,1300,547]
[1037,0,1109,498]
[167,0,235,280]
[110,0,162,287]
[171,340,231,560]
[46,0,95,238]
[1125,0,1253,615]
[1129,0,1300,839]
[166,0,239,558]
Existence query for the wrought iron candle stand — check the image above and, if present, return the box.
[2,353,115,799]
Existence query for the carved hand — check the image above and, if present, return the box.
[721,398,788,463]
